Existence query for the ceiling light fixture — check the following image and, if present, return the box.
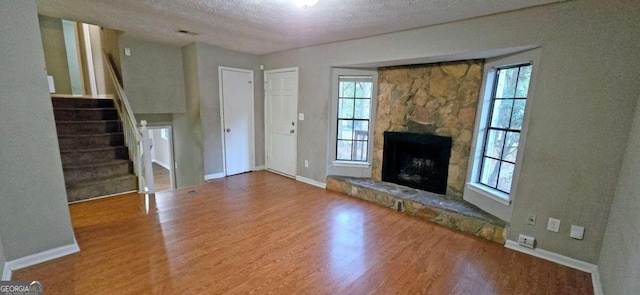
[294,0,319,8]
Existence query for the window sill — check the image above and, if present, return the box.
[332,161,370,168]
[466,182,511,206]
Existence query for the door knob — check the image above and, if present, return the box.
[226,128,231,132]
[290,129,295,134]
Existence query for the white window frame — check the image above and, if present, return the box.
[327,68,378,177]
[464,49,540,221]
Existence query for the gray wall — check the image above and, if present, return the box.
[100,27,122,95]
[261,0,640,263]
[119,34,187,114]
[38,15,72,94]
[0,234,5,278]
[0,0,76,261]
[598,93,640,295]
[173,44,205,188]
[194,43,264,176]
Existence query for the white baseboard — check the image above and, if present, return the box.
[254,165,266,171]
[505,240,602,295]
[591,268,603,295]
[1,239,80,280]
[205,173,225,181]
[2,262,9,281]
[152,159,171,170]
[295,176,327,189]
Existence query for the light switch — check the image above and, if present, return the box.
[570,225,585,240]
[124,47,131,56]
[547,218,561,232]
[298,113,304,120]
[47,75,55,93]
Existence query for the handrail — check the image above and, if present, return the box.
[103,52,140,142]
[103,50,154,193]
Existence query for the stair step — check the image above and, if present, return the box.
[53,108,119,121]
[66,174,137,203]
[63,160,133,184]
[55,120,122,135]
[52,97,115,108]
[60,146,129,166]
[58,133,125,149]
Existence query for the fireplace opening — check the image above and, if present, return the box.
[381,132,452,194]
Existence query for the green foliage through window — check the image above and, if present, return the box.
[479,64,532,194]
[336,76,373,162]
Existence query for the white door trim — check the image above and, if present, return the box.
[264,67,299,177]
[81,23,98,97]
[218,66,256,176]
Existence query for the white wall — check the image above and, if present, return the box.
[88,24,109,96]
[598,93,640,295]
[0,0,76,261]
[261,0,640,263]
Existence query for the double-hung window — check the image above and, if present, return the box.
[335,76,373,162]
[478,64,532,194]
[329,68,377,177]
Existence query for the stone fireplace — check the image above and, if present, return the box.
[372,60,483,198]
[326,59,507,243]
[382,132,452,194]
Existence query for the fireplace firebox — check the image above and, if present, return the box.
[381,132,452,194]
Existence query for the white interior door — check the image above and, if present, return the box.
[264,68,298,177]
[220,67,255,176]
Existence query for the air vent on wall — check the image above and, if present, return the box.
[177,29,198,35]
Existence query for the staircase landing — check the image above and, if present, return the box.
[326,175,508,243]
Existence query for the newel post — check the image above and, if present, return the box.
[140,120,155,193]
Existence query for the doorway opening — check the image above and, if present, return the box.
[147,126,175,192]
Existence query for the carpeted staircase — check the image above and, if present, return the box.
[52,96,137,203]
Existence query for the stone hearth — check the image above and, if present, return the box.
[327,175,507,243]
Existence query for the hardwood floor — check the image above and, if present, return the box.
[13,171,593,294]
[152,162,171,192]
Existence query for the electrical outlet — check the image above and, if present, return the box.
[304,160,309,168]
[527,214,537,226]
[547,218,561,232]
[518,234,535,248]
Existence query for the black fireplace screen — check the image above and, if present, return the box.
[381,132,452,194]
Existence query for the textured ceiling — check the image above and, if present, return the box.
[36,0,563,55]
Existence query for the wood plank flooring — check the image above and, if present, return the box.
[13,171,593,294]
[152,162,171,192]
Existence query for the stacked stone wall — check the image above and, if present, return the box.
[373,60,484,198]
